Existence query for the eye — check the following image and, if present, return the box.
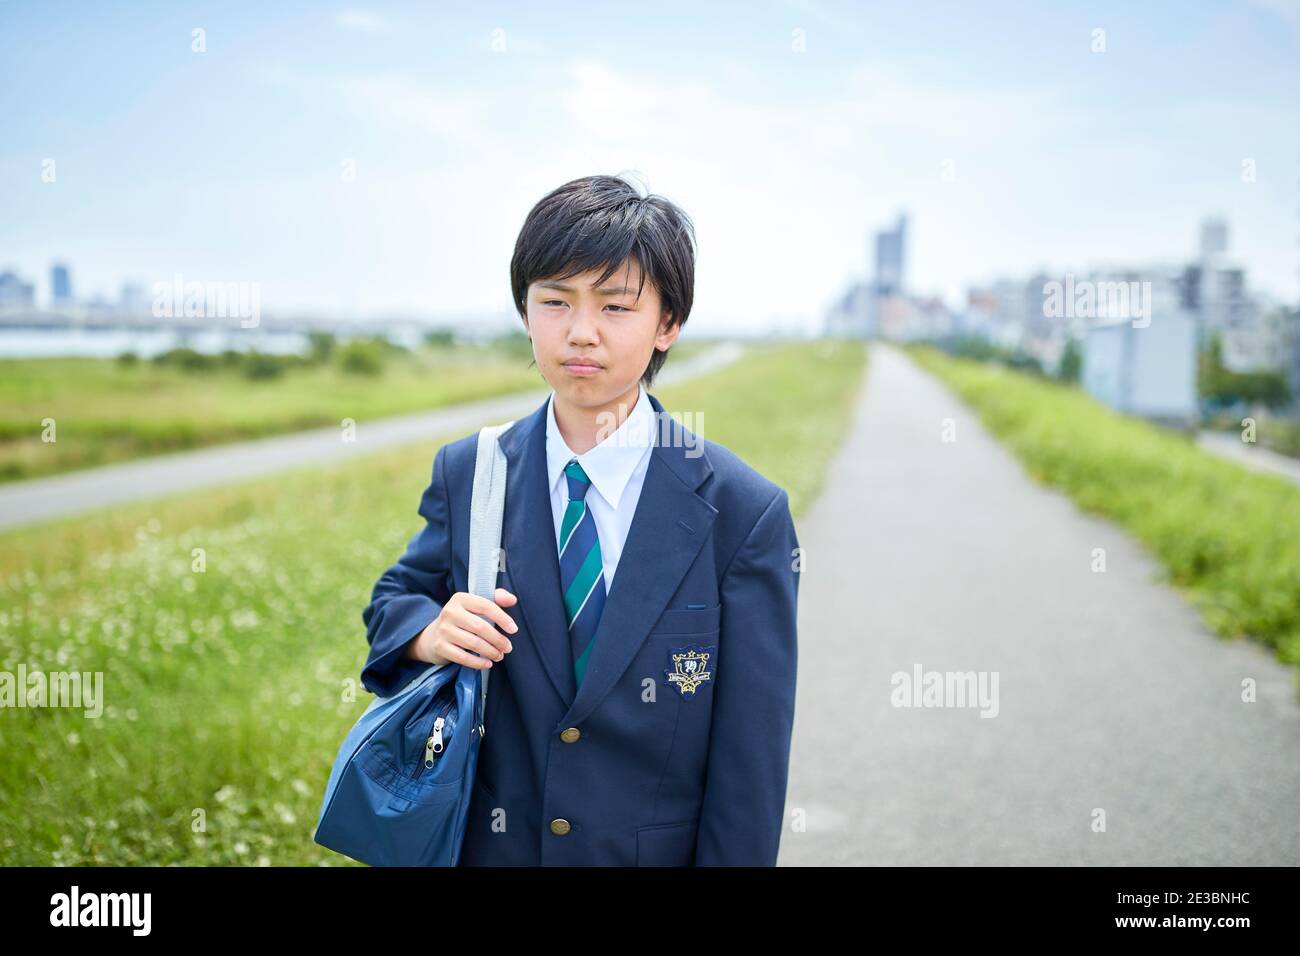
[541,299,565,307]
[606,305,629,312]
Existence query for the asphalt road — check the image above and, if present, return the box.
[779,343,1300,865]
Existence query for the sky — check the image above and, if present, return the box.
[1,0,1297,335]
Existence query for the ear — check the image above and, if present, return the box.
[654,313,680,351]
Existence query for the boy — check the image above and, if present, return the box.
[359,174,800,866]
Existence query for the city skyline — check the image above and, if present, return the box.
[2,201,1289,324]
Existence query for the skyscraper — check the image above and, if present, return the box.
[51,262,72,305]
[874,213,907,296]
[1198,218,1228,260]
[0,271,36,309]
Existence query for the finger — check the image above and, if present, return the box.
[438,640,493,670]
[450,609,513,657]
[447,613,511,659]
[494,587,519,606]
[439,624,499,660]
[461,593,519,636]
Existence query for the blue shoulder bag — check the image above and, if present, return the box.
[313,419,514,866]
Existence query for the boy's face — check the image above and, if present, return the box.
[522,257,679,409]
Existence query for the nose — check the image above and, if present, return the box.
[568,302,601,345]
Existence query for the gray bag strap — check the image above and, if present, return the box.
[468,419,515,734]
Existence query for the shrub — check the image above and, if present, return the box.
[307,331,336,363]
[337,338,386,376]
[152,347,217,372]
[242,350,289,380]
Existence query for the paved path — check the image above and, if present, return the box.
[0,344,745,532]
[1197,429,1300,486]
[780,342,1300,865]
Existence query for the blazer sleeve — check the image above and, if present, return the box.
[360,443,456,697]
[694,487,801,866]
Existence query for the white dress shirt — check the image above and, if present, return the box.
[545,381,655,593]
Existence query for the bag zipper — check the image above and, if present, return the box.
[413,696,457,779]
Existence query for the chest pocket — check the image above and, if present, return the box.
[649,605,720,702]
[649,603,720,636]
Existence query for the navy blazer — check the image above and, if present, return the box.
[360,389,800,866]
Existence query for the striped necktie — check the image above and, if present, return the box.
[558,458,606,688]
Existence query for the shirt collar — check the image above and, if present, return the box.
[546,382,654,510]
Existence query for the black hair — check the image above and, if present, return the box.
[510,174,697,386]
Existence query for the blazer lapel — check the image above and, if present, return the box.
[497,396,576,708]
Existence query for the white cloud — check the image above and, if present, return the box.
[248,54,1297,320]
[334,9,395,34]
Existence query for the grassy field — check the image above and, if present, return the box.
[907,344,1300,684]
[0,338,865,865]
[0,337,716,483]
[0,342,543,483]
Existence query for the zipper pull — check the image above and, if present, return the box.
[423,736,436,769]
[431,715,446,754]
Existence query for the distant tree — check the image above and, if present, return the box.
[423,329,456,347]
[1004,351,1044,376]
[337,338,386,375]
[242,350,288,380]
[1199,331,1291,410]
[307,331,336,363]
[1056,338,1082,384]
[152,347,217,372]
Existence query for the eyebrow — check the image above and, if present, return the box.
[536,281,638,297]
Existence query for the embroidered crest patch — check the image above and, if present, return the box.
[664,644,715,698]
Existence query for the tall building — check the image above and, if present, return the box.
[824,212,909,337]
[120,281,149,315]
[824,211,961,340]
[51,262,72,305]
[0,270,37,310]
[1287,308,1300,414]
[1184,219,1279,372]
[874,213,907,296]
[1199,217,1228,259]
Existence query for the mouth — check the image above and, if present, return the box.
[562,359,603,376]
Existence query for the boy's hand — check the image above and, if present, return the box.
[404,588,519,668]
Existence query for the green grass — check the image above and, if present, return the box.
[907,344,1300,686]
[0,337,718,484]
[0,343,544,483]
[0,338,866,865]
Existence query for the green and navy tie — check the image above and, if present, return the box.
[559,458,606,687]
